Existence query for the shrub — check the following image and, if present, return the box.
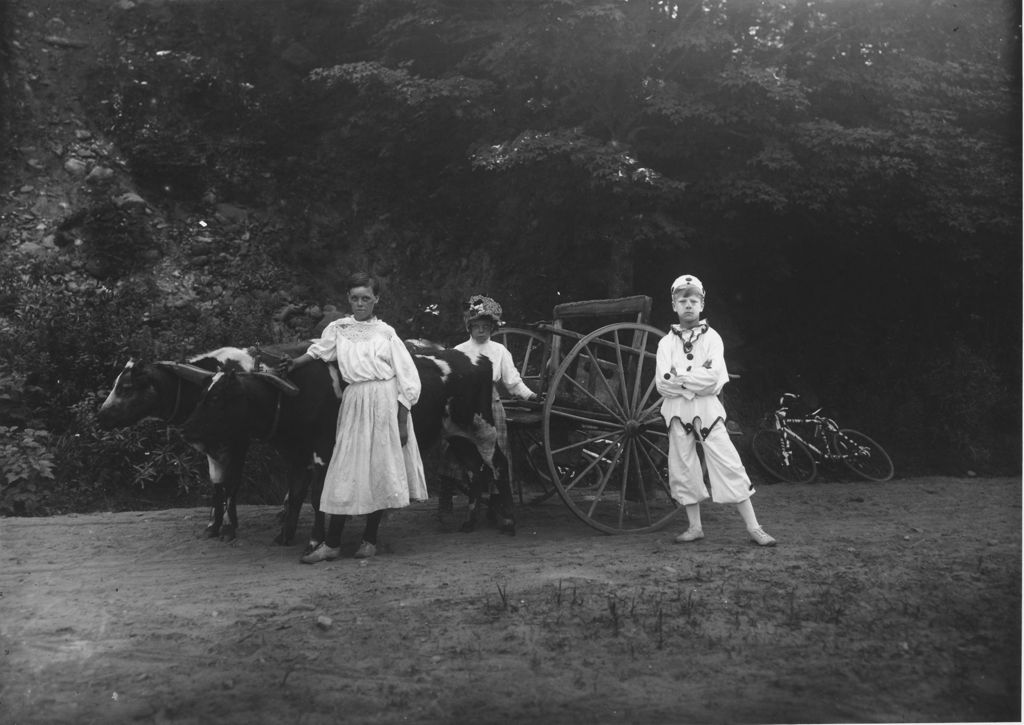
[47,394,208,513]
[0,426,56,515]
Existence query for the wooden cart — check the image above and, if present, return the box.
[493,295,682,534]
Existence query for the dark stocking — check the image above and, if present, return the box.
[324,514,347,548]
[361,510,384,545]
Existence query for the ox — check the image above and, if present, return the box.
[181,343,514,551]
[96,342,311,542]
[180,357,342,547]
[407,344,514,535]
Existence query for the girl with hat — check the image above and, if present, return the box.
[440,295,538,520]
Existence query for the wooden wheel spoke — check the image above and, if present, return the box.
[582,436,628,516]
[576,342,628,419]
[547,406,622,429]
[560,365,624,420]
[610,330,632,413]
[563,447,614,497]
[637,434,672,498]
[607,440,635,527]
[627,330,652,416]
[625,440,653,524]
[635,377,662,420]
[549,429,622,459]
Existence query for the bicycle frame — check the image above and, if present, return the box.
[772,411,842,463]
[770,397,875,465]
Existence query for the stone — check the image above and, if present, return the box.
[113,192,146,210]
[85,166,114,184]
[63,158,88,176]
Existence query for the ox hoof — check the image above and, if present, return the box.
[219,528,237,542]
[204,526,221,539]
[459,520,477,534]
[499,520,516,536]
[272,532,293,546]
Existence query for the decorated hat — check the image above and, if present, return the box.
[670,274,705,298]
[464,295,503,328]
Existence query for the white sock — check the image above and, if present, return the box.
[685,504,703,531]
[736,498,760,530]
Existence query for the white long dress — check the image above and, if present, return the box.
[307,316,428,516]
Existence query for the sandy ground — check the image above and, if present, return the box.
[1,476,1020,724]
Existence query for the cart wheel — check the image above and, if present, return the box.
[491,327,551,396]
[542,322,680,534]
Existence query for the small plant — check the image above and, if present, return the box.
[0,426,57,515]
[131,427,206,495]
[606,595,620,636]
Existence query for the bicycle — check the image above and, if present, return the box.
[750,393,894,483]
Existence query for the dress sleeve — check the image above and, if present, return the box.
[306,324,338,362]
[495,344,534,399]
[390,333,421,409]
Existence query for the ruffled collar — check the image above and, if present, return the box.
[670,320,708,339]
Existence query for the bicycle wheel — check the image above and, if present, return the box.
[835,429,894,482]
[751,429,817,484]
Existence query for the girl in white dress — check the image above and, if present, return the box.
[454,295,538,462]
[437,296,537,517]
[278,272,427,562]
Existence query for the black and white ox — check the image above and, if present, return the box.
[181,342,514,550]
[179,356,342,547]
[96,342,312,542]
[406,342,514,535]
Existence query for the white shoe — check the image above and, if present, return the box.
[748,527,776,547]
[673,528,704,543]
[300,543,340,563]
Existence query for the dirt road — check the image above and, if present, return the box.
[1,476,1020,724]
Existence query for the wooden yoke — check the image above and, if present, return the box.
[549,294,654,380]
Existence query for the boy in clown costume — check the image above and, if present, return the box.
[655,274,776,547]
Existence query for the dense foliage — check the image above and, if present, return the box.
[0,0,1019,514]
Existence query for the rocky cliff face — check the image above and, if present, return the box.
[0,0,333,352]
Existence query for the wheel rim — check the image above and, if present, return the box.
[542,323,681,534]
[751,429,817,484]
[492,328,551,396]
[836,429,894,481]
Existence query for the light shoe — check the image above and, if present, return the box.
[748,527,777,547]
[673,528,704,543]
[354,541,376,559]
[300,543,340,564]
